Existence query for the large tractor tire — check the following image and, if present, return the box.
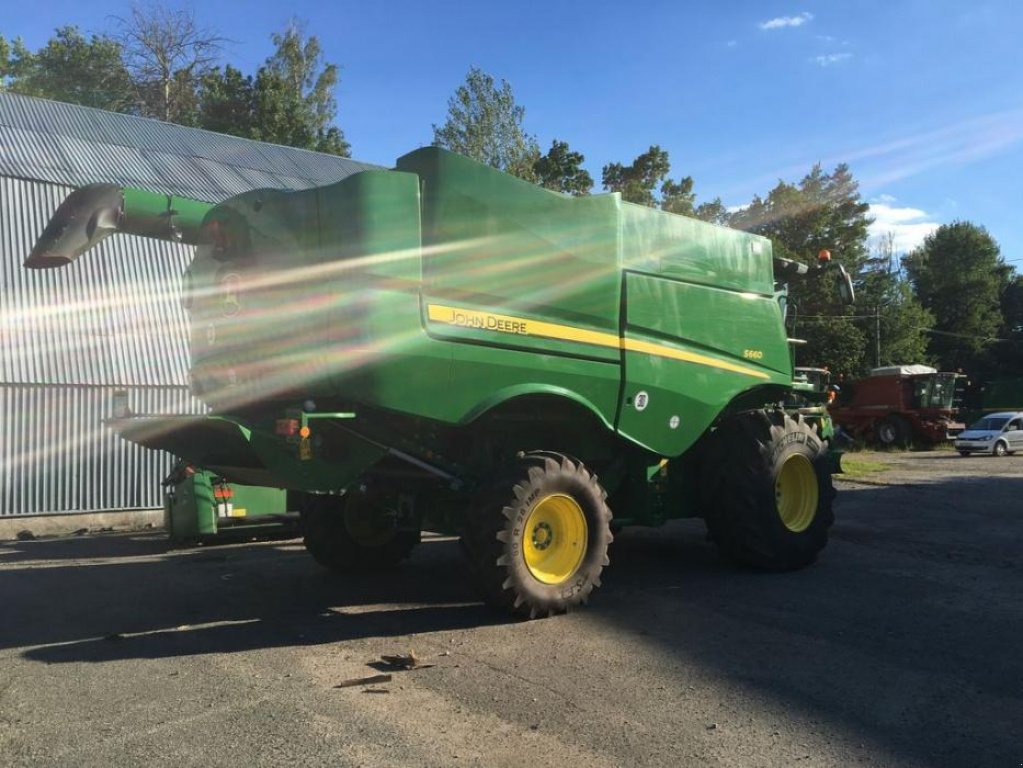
[701,410,835,571]
[299,490,419,573]
[463,452,613,620]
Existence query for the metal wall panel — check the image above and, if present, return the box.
[0,92,378,202]
[0,384,207,516]
[1,176,194,387]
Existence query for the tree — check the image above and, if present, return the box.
[856,232,934,368]
[196,64,254,137]
[432,66,540,180]
[792,315,867,375]
[0,27,133,112]
[728,163,873,374]
[533,139,592,195]
[602,145,725,221]
[114,3,225,122]
[261,23,349,156]
[193,25,350,156]
[903,221,1008,371]
[992,274,1023,375]
[601,145,670,207]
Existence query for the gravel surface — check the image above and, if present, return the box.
[1,450,1020,767]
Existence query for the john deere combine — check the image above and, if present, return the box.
[27,147,853,618]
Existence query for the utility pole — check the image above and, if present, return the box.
[875,305,881,368]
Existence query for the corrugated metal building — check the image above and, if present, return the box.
[0,92,376,517]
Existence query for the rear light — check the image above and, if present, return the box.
[213,486,233,499]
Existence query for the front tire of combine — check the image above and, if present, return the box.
[299,491,419,573]
[702,410,835,571]
[464,452,613,620]
[876,416,910,448]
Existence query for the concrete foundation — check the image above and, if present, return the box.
[0,509,164,541]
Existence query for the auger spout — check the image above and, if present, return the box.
[25,184,213,269]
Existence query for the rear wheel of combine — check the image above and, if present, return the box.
[299,491,419,573]
[464,452,613,619]
[702,410,835,570]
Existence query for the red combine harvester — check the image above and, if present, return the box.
[830,365,965,447]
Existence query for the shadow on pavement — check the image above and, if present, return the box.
[3,474,1023,767]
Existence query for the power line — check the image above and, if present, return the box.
[796,314,1020,343]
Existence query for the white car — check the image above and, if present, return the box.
[954,412,1023,456]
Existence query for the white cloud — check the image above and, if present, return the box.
[725,39,738,48]
[815,53,852,67]
[760,12,813,30]
[868,201,940,253]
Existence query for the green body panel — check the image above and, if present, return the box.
[108,146,792,495]
[397,148,623,336]
[619,201,774,294]
[624,273,790,377]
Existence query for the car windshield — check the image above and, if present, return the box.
[968,416,1010,431]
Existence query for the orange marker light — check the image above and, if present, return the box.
[299,426,311,438]
[817,249,832,262]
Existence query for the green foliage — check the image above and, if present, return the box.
[792,314,867,375]
[1,17,350,157]
[903,221,1007,371]
[197,65,254,137]
[533,139,593,195]
[114,3,224,123]
[856,233,934,368]
[729,164,871,278]
[433,67,540,181]
[1,27,133,112]
[0,36,10,84]
[602,145,724,222]
[262,24,349,156]
[728,164,873,373]
[602,145,670,207]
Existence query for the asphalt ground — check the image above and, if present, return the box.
[1,450,1021,767]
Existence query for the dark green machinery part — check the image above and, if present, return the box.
[109,412,387,492]
[163,466,291,543]
[24,184,212,269]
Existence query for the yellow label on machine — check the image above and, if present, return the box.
[426,303,770,380]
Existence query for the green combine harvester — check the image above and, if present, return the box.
[27,147,853,619]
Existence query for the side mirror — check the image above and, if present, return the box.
[836,264,855,305]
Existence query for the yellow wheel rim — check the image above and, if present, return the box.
[522,494,588,585]
[775,454,819,533]
[343,494,395,547]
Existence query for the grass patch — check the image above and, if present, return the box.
[840,457,890,478]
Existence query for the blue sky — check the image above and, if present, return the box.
[6,1,1022,264]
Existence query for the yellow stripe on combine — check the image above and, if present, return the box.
[621,337,769,379]
[426,303,770,380]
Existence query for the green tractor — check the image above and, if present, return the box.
[28,147,854,619]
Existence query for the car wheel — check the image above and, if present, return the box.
[957,451,970,457]
[993,441,1008,457]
